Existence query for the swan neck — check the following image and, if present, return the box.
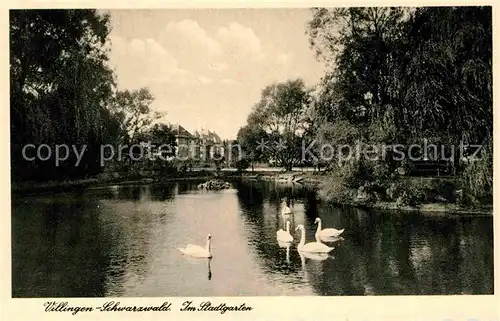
[286,221,290,233]
[316,220,322,233]
[299,227,305,247]
[206,239,211,252]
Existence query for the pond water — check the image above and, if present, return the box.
[12,181,494,297]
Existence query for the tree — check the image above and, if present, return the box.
[307,6,492,201]
[243,79,313,171]
[307,7,408,131]
[135,123,177,174]
[10,9,117,181]
[401,7,492,145]
[110,88,162,145]
[402,7,492,194]
[308,7,492,147]
[212,149,225,172]
[108,88,163,171]
[236,125,268,171]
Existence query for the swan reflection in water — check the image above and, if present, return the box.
[315,234,345,243]
[207,258,212,281]
[301,251,331,261]
[298,250,333,286]
[277,241,292,264]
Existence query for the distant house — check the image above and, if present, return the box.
[197,128,223,159]
[174,123,196,159]
[172,124,224,163]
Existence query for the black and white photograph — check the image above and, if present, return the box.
[9,5,494,301]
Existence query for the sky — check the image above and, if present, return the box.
[106,9,326,140]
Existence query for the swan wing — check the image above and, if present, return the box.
[301,251,330,261]
[321,228,345,237]
[319,235,344,243]
[301,242,334,253]
[178,244,209,257]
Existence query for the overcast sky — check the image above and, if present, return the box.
[107,9,326,139]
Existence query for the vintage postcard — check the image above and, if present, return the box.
[1,1,499,320]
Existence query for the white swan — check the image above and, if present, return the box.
[295,224,334,253]
[178,234,213,258]
[281,200,292,215]
[314,217,344,238]
[276,220,294,243]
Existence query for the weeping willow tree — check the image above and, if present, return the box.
[10,10,119,181]
[401,7,492,144]
[307,6,492,201]
[308,6,491,142]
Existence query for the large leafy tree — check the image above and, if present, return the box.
[307,6,492,199]
[135,123,177,174]
[10,9,117,181]
[401,7,492,145]
[242,79,313,171]
[236,124,268,171]
[110,88,162,145]
[307,7,408,130]
[308,6,492,146]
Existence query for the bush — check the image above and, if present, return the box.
[396,185,426,207]
[319,158,392,204]
[363,181,388,201]
[460,146,492,202]
[318,173,355,203]
[385,180,426,206]
[457,193,480,208]
[430,179,458,203]
[339,159,374,188]
[235,158,251,172]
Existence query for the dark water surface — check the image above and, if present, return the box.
[12,181,494,297]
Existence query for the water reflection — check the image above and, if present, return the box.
[12,195,111,297]
[207,258,212,281]
[12,181,493,297]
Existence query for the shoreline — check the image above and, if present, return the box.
[11,171,492,215]
[338,200,493,216]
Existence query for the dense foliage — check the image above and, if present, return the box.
[10,10,168,182]
[306,6,492,205]
[236,6,492,206]
[237,79,314,171]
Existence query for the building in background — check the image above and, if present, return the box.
[173,124,224,164]
[173,123,196,160]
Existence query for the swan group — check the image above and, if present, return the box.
[275,212,345,258]
[177,211,344,270]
